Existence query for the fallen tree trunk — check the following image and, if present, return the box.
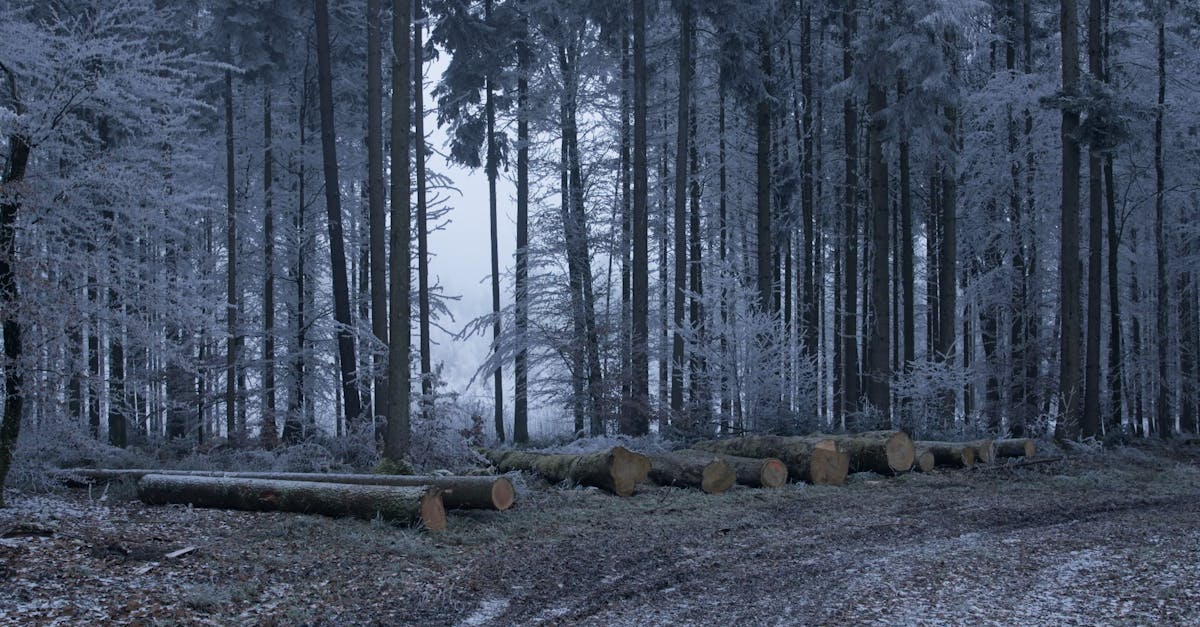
[818,430,915,475]
[914,441,976,468]
[676,450,787,488]
[691,436,848,486]
[65,469,513,511]
[970,439,997,464]
[484,446,650,496]
[646,453,736,494]
[137,474,446,530]
[994,438,1036,459]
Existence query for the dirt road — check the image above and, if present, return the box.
[3,448,1198,625]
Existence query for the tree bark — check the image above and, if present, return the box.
[0,130,30,508]
[1082,0,1103,439]
[315,0,364,427]
[692,436,849,486]
[865,76,890,423]
[483,0,503,441]
[1154,8,1170,438]
[994,438,1036,458]
[385,0,413,461]
[819,430,915,475]
[486,447,650,497]
[938,38,959,425]
[841,1,861,418]
[223,70,239,444]
[262,90,277,449]
[647,452,735,494]
[914,441,976,468]
[137,474,446,529]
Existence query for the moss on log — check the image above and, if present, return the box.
[137,474,446,530]
[817,430,916,475]
[915,441,976,468]
[691,436,848,486]
[646,452,736,494]
[994,438,1036,459]
[484,446,650,496]
[64,469,514,511]
[676,450,788,488]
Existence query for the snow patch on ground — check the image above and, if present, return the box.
[458,598,509,626]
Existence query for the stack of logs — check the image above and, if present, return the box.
[63,469,521,532]
[66,435,1036,525]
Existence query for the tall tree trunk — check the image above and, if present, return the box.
[800,10,818,381]
[671,2,691,417]
[687,23,706,423]
[626,0,650,436]
[1101,0,1122,434]
[1082,0,1103,439]
[938,41,959,426]
[1056,0,1083,439]
[482,0,502,439]
[223,70,240,445]
[285,75,311,445]
[514,5,531,443]
[367,0,388,430]
[385,0,413,461]
[1154,8,1170,437]
[561,115,586,435]
[414,0,434,424]
[262,90,277,449]
[619,30,633,431]
[717,76,731,432]
[865,76,890,424]
[841,2,861,419]
[898,77,914,412]
[315,0,364,428]
[0,131,30,508]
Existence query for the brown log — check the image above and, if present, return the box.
[676,450,788,488]
[817,430,916,475]
[691,436,848,485]
[646,453,736,494]
[970,439,997,464]
[913,447,936,472]
[136,474,446,530]
[484,446,650,496]
[994,438,1036,459]
[62,469,514,511]
[914,441,976,468]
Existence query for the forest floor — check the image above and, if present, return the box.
[3,444,1200,626]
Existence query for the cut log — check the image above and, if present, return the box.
[994,438,1036,459]
[817,430,916,475]
[970,439,997,464]
[691,436,849,486]
[137,474,446,530]
[646,453,736,494]
[914,441,976,468]
[676,450,788,488]
[63,469,514,511]
[484,446,650,496]
[913,447,936,472]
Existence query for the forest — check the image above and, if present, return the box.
[3,0,1200,491]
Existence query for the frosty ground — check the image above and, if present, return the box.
[2,446,1199,626]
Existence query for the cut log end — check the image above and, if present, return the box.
[758,458,788,488]
[971,439,997,464]
[915,449,936,473]
[419,492,447,532]
[609,446,652,497]
[884,431,916,473]
[995,438,1036,459]
[699,459,736,495]
[490,477,516,511]
[810,447,850,486]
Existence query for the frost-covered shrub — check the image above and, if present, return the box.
[8,421,152,491]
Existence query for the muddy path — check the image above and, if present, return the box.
[3,448,1199,625]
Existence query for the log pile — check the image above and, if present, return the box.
[65,469,515,511]
[692,436,849,486]
[485,446,650,496]
[136,474,447,530]
[915,441,977,468]
[677,450,788,488]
